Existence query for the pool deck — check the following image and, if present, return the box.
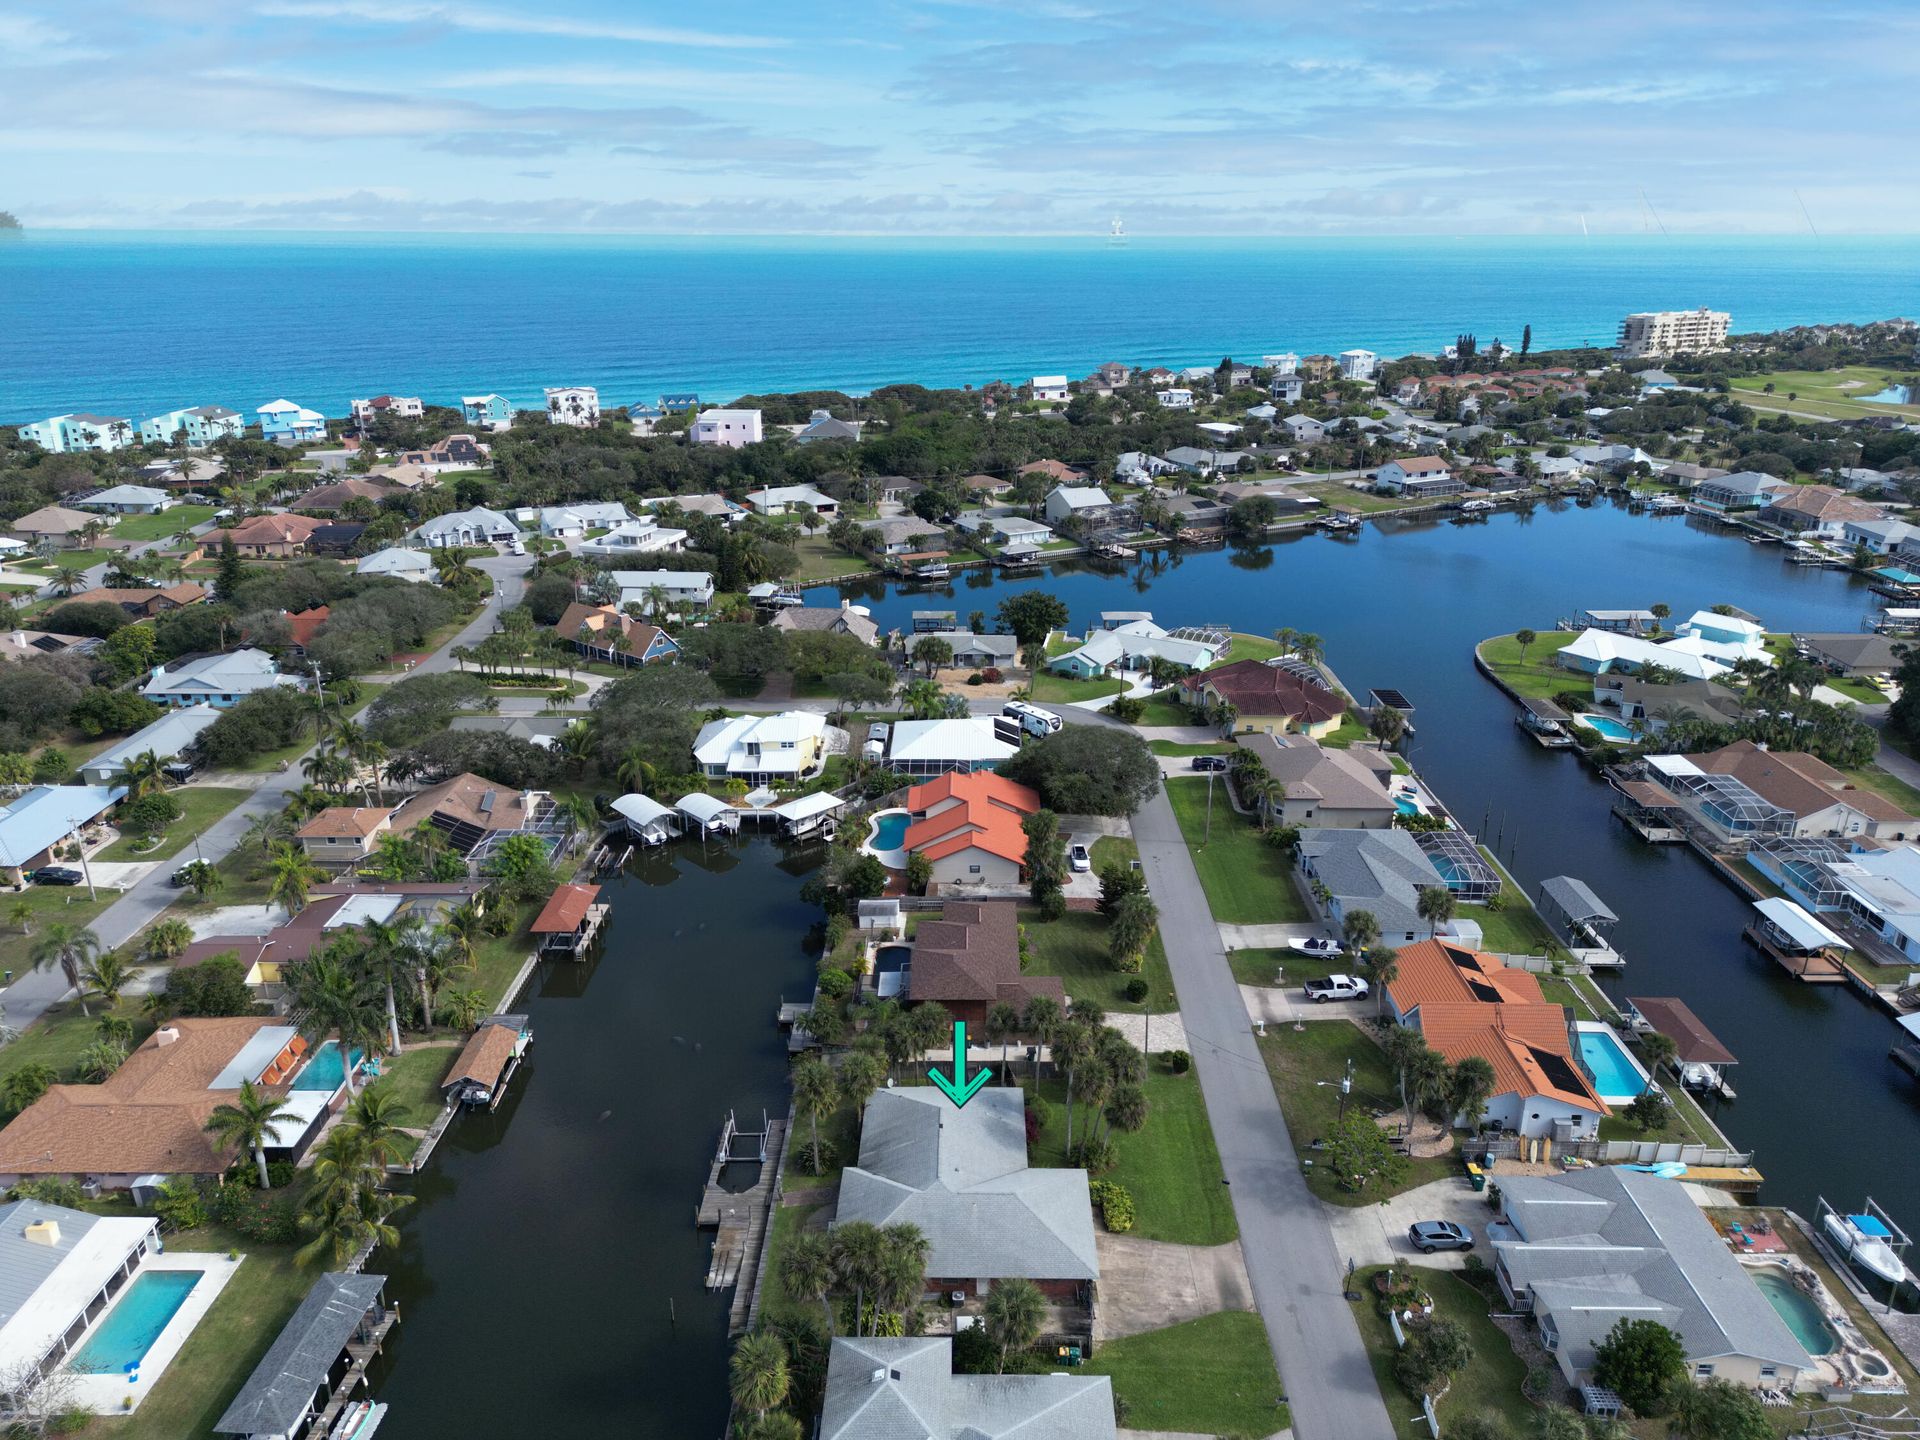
[66,1251,243,1414]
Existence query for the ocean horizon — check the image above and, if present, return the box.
[2,230,1916,424]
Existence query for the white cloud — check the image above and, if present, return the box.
[253,1,787,49]
[0,14,105,64]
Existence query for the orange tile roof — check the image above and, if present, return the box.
[531,882,600,934]
[1385,938,1544,1011]
[903,772,1042,866]
[1416,1002,1605,1115]
[285,606,330,649]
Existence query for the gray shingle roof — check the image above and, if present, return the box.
[820,1337,1116,1440]
[1295,827,1447,937]
[214,1273,386,1436]
[834,1089,1098,1282]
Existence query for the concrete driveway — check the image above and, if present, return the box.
[1242,985,1376,1026]
[1320,1175,1493,1273]
[1094,1232,1255,1343]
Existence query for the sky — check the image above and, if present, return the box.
[4,0,1919,235]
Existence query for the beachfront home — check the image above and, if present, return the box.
[214,1273,394,1440]
[885,717,1019,776]
[1338,348,1378,380]
[793,409,863,444]
[294,807,393,866]
[0,784,125,884]
[257,400,326,445]
[555,602,680,667]
[836,1085,1095,1310]
[144,649,294,709]
[1157,387,1196,410]
[140,404,244,448]
[769,603,881,646]
[689,408,764,448]
[819,1337,1115,1440]
[196,513,331,559]
[1042,485,1115,527]
[1295,827,1452,945]
[1691,739,1915,840]
[901,772,1042,887]
[1384,938,1606,1138]
[1181,659,1345,737]
[1494,1168,1813,1392]
[1234,732,1396,829]
[1374,456,1465,499]
[1049,619,1221,679]
[1282,415,1324,444]
[78,705,221,784]
[461,393,513,430]
[1758,484,1885,538]
[10,504,100,546]
[74,484,174,516]
[535,502,631,539]
[608,569,715,610]
[1029,375,1071,403]
[67,583,207,617]
[408,506,521,548]
[745,483,837,519]
[693,712,828,785]
[349,395,423,431]
[18,414,135,453]
[356,547,435,583]
[1695,471,1791,511]
[0,1199,166,1389]
[544,386,600,427]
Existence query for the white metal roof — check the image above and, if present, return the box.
[886,718,1018,764]
[1753,897,1847,950]
[773,792,846,822]
[325,894,405,929]
[610,793,674,827]
[675,792,733,825]
[210,1025,301,1089]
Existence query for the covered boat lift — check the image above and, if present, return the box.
[675,791,741,837]
[1624,995,1737,1099]
[441,1013,533,1110]
[1744,896,1850,982]
[769,791,846,839]
[1538,875,1625,968]
[610,793,678,845]
[531,882,607,957]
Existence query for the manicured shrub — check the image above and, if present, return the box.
[817,969,853,1000]
[1090,1179,1135,1233]
[1122,977,1150,1003]
[1165,1049,1192,1075]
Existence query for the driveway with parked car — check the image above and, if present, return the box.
[1321,1176,1492,1271]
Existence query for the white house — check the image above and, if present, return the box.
[689,408,764,448]
[745,484,838,518]
[349,395,423,429]
[74,485,175,516]
[0,1200,165,1385]
[1156,388,1195,410]
[1030,375,1071,403]
[609,569,715,609]
[1281,415,1324,444]
[1843,517,1916,555]
[355,548,436,583]
[1042,485,1114,526]
[577,518,688,558]
[409,507,521,548]
[1375,457,1465,498]
[19,414,137,453]
[1262,353,1300,375]
[885,718,1019,776]
[693,711,828,784]
[143,649,294,708]
[535,502,631,539]
[1048,619,1221,679]
[543,386,600,427]
[1196,421,1242,443]
[1338,349,1378,380]
[139,405,244,448]
[257,400,326,445]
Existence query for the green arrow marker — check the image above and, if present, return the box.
[929,1020,990,1109]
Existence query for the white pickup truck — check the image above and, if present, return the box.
[1302,974,1369,1004]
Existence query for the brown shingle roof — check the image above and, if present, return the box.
[1693,739,1913,823]
[1183,659,1344,724]
[390,772,533,836]
[296,806,390,839]
[906,901,1064,1011]
[443,1024,519,1092]
[1625,996,1736,1067]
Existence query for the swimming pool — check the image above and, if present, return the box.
[1394,795,1421,817]
[294,1040,364,1092]
[870,812,910,850]
[69,1270,203,1374]
[1574,1023,1651,1103]
[1751,1269,1839,1356]
[1573,712,1637,743]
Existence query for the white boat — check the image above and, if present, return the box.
[1824,1211,1909,1284]
[1108,215,1127,246]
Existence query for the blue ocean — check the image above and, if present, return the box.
[1,231,1916,423]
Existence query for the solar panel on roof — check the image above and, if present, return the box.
[479,790,495,814]
[1531,1047,1586,1095]
[1466,978,1503,1004]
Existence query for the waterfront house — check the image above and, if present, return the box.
[0,1017,332,1187]
[18,414,135,453]
[1042,485,1115,528]
[901,772,1042,887]
[79,705,221,784]
[67,583,207,617]
[1029,375,1071,403]
[535,502,631,539]
[9,504,99,547]
[1594,675,1745,731]
[555,601,680,666]
[1295,827,1451,944]
[868,516,949,556]
[1640,754,1795,844]
[693,712,828,785]
[461,393,513,430]
[179,883,489,991]
[1759,484,1884,538]
[920,631,1018,669]
[1692,739,1915,840]
[792,408,863,443]
[1796,631,1899,678]
[349,394,423,430]
[1383,938,1606,1139]
[1271,375,1305,403]
[408,506,520,548]
[577,518,688,558]
[1049,619,1220,679]
[608,569,715,609]
[389,773,555,856]
[214,1273,393,1440]
[1840,517,1916,555]
[836,1084,1095,1305]
[196,513,330,559]
[1181,659,1345,737]
[1338,349,1378,380]
[1494,1168,1812,1393]
[257,400,326,446]
[1659,462,1729,490]
[355,547,435,583]
[294,807,393,866]
[769,603,881,646]
[1157,387,1196,410]
[1164,494,1232,532]
[0,784,125,885]
[74,484,173,516]
[1234,732,1396,829]
[885,718,1019,776]
[543,386,600,427]
[1281,415,1324,444]
[688,407,764,448]
[0,1200,164,1386]
[819,1337,1115,1440]
[1374,456,1464,498]
[1264,352,1300,375]
[140,404,243,448]
[1695,471,1791,511]
[144,649,293,709]
[745,483,838,519]
[957,513,1054,548]
[290,477,404,514]
[1554,628,1741,682]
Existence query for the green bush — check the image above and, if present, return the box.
[1069,1136,1117,1175]
[817,969,853,1000]
[1107,695,1145,723]
[152,1179,207,1231]
[1090,1179,1135,1232]
[9,1177,83,1207]
[1165,1049,1192,1074]
[1122,976,1150,1003]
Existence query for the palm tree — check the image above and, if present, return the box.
[985,1000,1023,1080]
[361,914,422,1053]
[286,954,381,1095]
[442,902,485,971]
[1416,886,1455,939]
[440,987,487,1030]
[7,900,30,936]
[837,1051,885,1130]
[266,841,321,916]
[31,922,102,1015]
[792,1055,839,1175]
[616,748,657,795]
[875,1223,929,1319]
[205,1079,291,1189]
[1360,946,1399,1017]
[344,1085,412,1168]
[1340,908,1381,953]
[830,1222,885,1337]
[553,791,597,848]
[77,950,135,1012]
[778,1231,836,1333]
[1447,1056,1497,1131]
[1052,1020,1095,1156]
[1638,1030,1679,1080]
[983,1276,1044,1373]
[728,1332,790,1424]
[122,750,168,800]
[52,567,82,597]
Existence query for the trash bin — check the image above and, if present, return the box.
[1466,1162,1487,1193]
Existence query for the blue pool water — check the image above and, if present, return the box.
[1394,795,1421,816]
[1575,712,1637,742]
[1577,1027,1649,1100]
[1751,1269,1839,1356]
[869,812,910,851]
[1862,384,1912,405]
[294,1040,363,1092]
[69,1270,202,1374]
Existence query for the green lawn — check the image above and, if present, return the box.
[1131,691,1199,728]
[0,887,120,978]
[1164,778,1309,925]
[1476,630,1584,702]
[227,736,317,775]
[1256,1021,1458,1205]
[0,997,153,1096]
[1295,480,1416,513]
[1318,714,1370,749]
[367,1043,460,1128]
[1082,1312,1285,1439]
[470,907,538,1010]
[784,1096,859,1194]
[19,548,117,576]
[1730,366,1920,423]
[1226,946,1346,991]
[1350,1265,1532,1440]
[113,504,217,540]
[1088,835,1136,871]
[1148,739,1232,757]
[791,533,872,581]
[1222,632,1281,664]
[96,787,252,861]
[1827,674,1889,704]
[1468,872,1561,959]
[754,1201,830,1327]
[1018,908,1174,1012]
[1029,669,1127,704]
[1843,763,1920,815]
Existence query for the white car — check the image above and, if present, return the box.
[1302,974,1369,1003]
[1068,843,1091,872]
[1290,936,1345,958]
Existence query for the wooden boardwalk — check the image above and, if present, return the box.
[694,1115,787,1333]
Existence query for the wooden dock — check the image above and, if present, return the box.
[694,1112,787,1332]
[308,1305,400,1438]
[1743,923,1849,983]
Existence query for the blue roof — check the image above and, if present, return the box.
[1871,567,1920,584]
[0,785,125,867]
[1850,1214,1893,1237]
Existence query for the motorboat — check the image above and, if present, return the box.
[1825,1212,1909,1284]
[1289,936,1345,958]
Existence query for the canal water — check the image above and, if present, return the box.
[371,837,822,1439]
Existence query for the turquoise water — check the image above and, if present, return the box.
[1577,1027,1648,1099]
[869,812,910,850]
[294,1040,363,1092]
[69,1270,201,1374]
[1394,795,1421,816]
[1863,384,1912,404]
[5,233,1920,418]
[1751,1270,1839,1356]
[1576,713,1637,742]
